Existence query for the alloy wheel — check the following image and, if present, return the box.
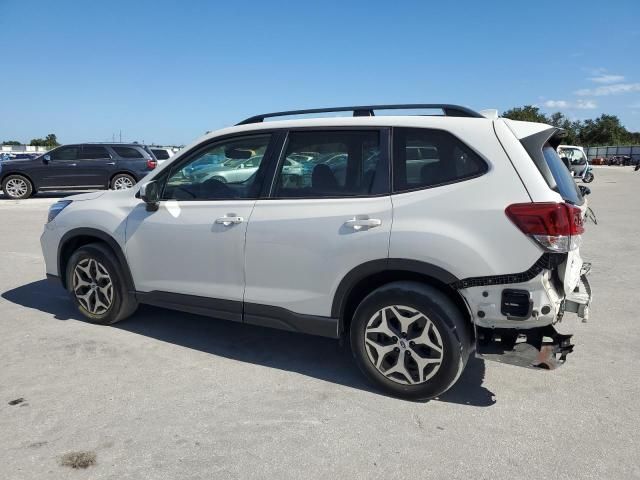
[5,178,28,198]
[72,258,114,315]
[364,305,444,385]
[113,176,134,189]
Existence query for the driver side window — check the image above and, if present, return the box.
[162,135,271,201]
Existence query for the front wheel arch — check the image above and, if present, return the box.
[58,228,136,293]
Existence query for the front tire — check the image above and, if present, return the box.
[66,243,138,325]
[583,172,594,183]
[110,173,136,190]
[2,174,33,199]
[350,281,470,400]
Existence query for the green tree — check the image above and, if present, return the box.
[548,112,582,145]
[502,105,549,123]
[578,115,630,146]
[2,140,21,146]
[30,133,60,148]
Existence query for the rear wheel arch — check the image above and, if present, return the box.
[58,228,135,292]
[333,259,472,339]
[109,171,139,186]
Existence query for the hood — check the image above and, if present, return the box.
[65,191,107,202]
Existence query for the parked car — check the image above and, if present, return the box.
[557,145,594,183]
[41,104,592,400]
[0,143,157,199]
[147,146,174,165]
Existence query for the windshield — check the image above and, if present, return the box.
[543,145,583,205]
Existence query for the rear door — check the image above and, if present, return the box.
[243,128,392,325]
[75,145,114,187]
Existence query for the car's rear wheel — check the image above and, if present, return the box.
[110,173,136,190]
[350,281,470,400]
[2,175,33,199]
[583,172,594,183]
[66,243,138,324]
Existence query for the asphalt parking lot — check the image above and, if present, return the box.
[1,168,639,480]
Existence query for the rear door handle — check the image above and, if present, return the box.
[106,162,116,165]
[68,163,77,167]
[344,217,382,231]
[215,215,244,226]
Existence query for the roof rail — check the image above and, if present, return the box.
[236,104,484,125]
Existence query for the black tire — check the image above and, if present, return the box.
[110,173,136,190]
[66,243,138,325]
[583,172,594,183]
[2,174,33,199]
[212,176,227,183]
[350,281,471,401]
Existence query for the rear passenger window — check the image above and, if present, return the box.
[82,146,110,159]
[393,128,487,192]
[112,146,144,158]
[273,130,387,198]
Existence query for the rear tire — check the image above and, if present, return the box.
[66,243,138,325]
[110,173,136,190]
[350,281,470,401]
[2,175,33,199]
[583,172,594,183]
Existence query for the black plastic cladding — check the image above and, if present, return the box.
[451,253,566,289]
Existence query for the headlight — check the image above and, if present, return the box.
[47,200,72,223]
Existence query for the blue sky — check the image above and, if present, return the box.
[1,0,639,145]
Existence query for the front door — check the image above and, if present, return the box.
[124,133,275,321]
[39,145,82,187]
[243,129,392,323]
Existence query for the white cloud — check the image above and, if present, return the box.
[575,83,640,96]
[542,99,597,110]
[589,74,625,84]
[575,99,597,109]
[544,100,569,108]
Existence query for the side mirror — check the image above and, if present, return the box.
[43,154,51,163]
[579,186,591,196]
[139,181,160,211]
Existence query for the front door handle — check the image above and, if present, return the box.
[344,217,382,231]
[68,163,77,167]
[215,215,244,226]
[106,162,116,165]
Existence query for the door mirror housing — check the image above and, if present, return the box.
[139,181,160,211]
[43,154,51,163]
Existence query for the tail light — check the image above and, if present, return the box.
[505,202,584,253]
[146,159,157,169]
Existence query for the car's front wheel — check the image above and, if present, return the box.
[2,175,33,199]
[350,281,470,401]
[66,243,138,324]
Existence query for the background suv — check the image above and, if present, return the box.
[40,104,592,400]
[1,143,157,199]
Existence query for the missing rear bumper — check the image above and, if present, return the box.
[475,325,574,370]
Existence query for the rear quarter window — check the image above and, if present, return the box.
[393,128,488,192]
[112,146,144,159]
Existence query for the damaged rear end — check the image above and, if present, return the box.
[457,118,593,370]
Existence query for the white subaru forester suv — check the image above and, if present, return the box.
[41,104,592,400]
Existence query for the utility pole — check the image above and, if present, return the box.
[119,130,122,143]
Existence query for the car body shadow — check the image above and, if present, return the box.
[2,279,496,407]
[0,191,94,200]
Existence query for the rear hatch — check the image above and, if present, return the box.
[509,122,585,296]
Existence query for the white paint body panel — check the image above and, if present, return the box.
[244,197,392,316]
[125,200,255,300]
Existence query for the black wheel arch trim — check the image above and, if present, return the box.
[58,227,136,292]
[331,258,461,321]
